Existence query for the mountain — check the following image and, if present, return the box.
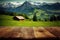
[0,2,23,9]
[40,2,60,10]
[0,1,60,15]
[1,2,15,8]
[33,2,41,5]
[14,1,35,14]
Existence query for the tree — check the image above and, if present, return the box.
[57,15,60,20]
[33,12,37,21]
[38,10,48,21]
[50,15,57,21]
[23,14,29,19]
[33,10,38,21]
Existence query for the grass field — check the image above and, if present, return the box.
[0,15,60,27]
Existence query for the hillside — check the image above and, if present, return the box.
[0,15,60,26]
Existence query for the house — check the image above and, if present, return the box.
[13,16,25,21]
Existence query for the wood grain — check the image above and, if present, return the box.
[0,27,60,39]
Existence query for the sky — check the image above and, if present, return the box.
[0,0,60,3]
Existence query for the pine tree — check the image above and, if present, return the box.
[33,11,37,21]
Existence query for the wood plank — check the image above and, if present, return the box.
[0,27,35,38]
[45,27,60,37]
[20,27,35,39]
[33,27,55,38]
[0,27,16,37]
[4,27,22,38]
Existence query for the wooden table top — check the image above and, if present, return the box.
[0,27,60,40]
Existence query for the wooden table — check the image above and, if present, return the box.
[0,27,60,40]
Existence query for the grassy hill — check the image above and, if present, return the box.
[0,15,60,27]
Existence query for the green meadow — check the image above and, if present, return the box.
[0,15,60,27]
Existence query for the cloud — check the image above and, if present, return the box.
[0,0,60,3]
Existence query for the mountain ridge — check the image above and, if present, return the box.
[0,1,60,14]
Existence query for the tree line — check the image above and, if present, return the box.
[0,9,60,21]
